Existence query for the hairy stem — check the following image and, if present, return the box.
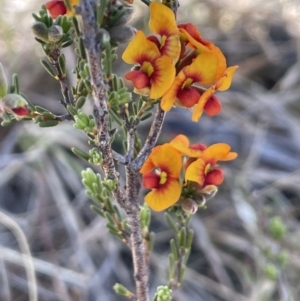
[79,1,149,299]
[126,167,149,301]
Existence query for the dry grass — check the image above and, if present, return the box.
[1,0,300,300]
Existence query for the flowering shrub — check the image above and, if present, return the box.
[0,1,237,300]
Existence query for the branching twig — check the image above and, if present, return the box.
[49,48,73,107]
[112,149,128,165]
[78,1,149,300]
[54,60,73,106]
[131,105,165,172]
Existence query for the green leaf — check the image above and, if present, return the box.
[38,120,60,127]
[71,147,90,161]
[113,283,134,298]
[91,205,104,217]
[58,53,67,77]
[178,227,186,248]
[61,39,73,48]
[66,105,77,116]
[34,105,51,113]
[170,239,178,260]
[165,213,179,233]
[75,96,86,109]
[40,59,57,79]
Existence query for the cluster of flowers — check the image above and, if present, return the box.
[122,3,239,211]
[42,1,238,212]
[140,135,237,211]
[123,2,238,122]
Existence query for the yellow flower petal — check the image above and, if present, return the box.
[185,52,218,85]
[150,55,176,99]
[170,134,189,150]
[160,35,181,63]
[66,0,80,16]
[149,2,179,36]
[122,31,160,65]
[185,158,206,184]
[178,23,202,42]
[179,28,209,53]
[203,143,231,164]
[169,134,203,157]
[161,71,186,111]
[140,145,162,174]
[192,87,214,122]
[221,152,238,161]
[151,144,182,177]
[207,44,227,80]
[179,28,227,80]
[215,66,239,91]
[145,178,181,211]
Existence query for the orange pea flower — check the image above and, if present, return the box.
[159,23,237,121]
[185,143,237,188]
[191,66,238,121]
[122,31,176,99]
[122,2,180,99]
[179,23,227,80]
[160,52,218,111]
[45,0,79,19]
[177,23,238,121]
[140,144,182,211]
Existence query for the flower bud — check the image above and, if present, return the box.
[155,286,172,301]
[181,198,198,215]
[199,184,218,200]
[1,93,29,117]
[88,147,103,165]
[109,25,136,44]
[48,25,64,43]
[96,28,110,46]
[0,63,8,98]
[31,22,49,42]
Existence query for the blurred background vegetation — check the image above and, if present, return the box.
[1,0,300,300]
